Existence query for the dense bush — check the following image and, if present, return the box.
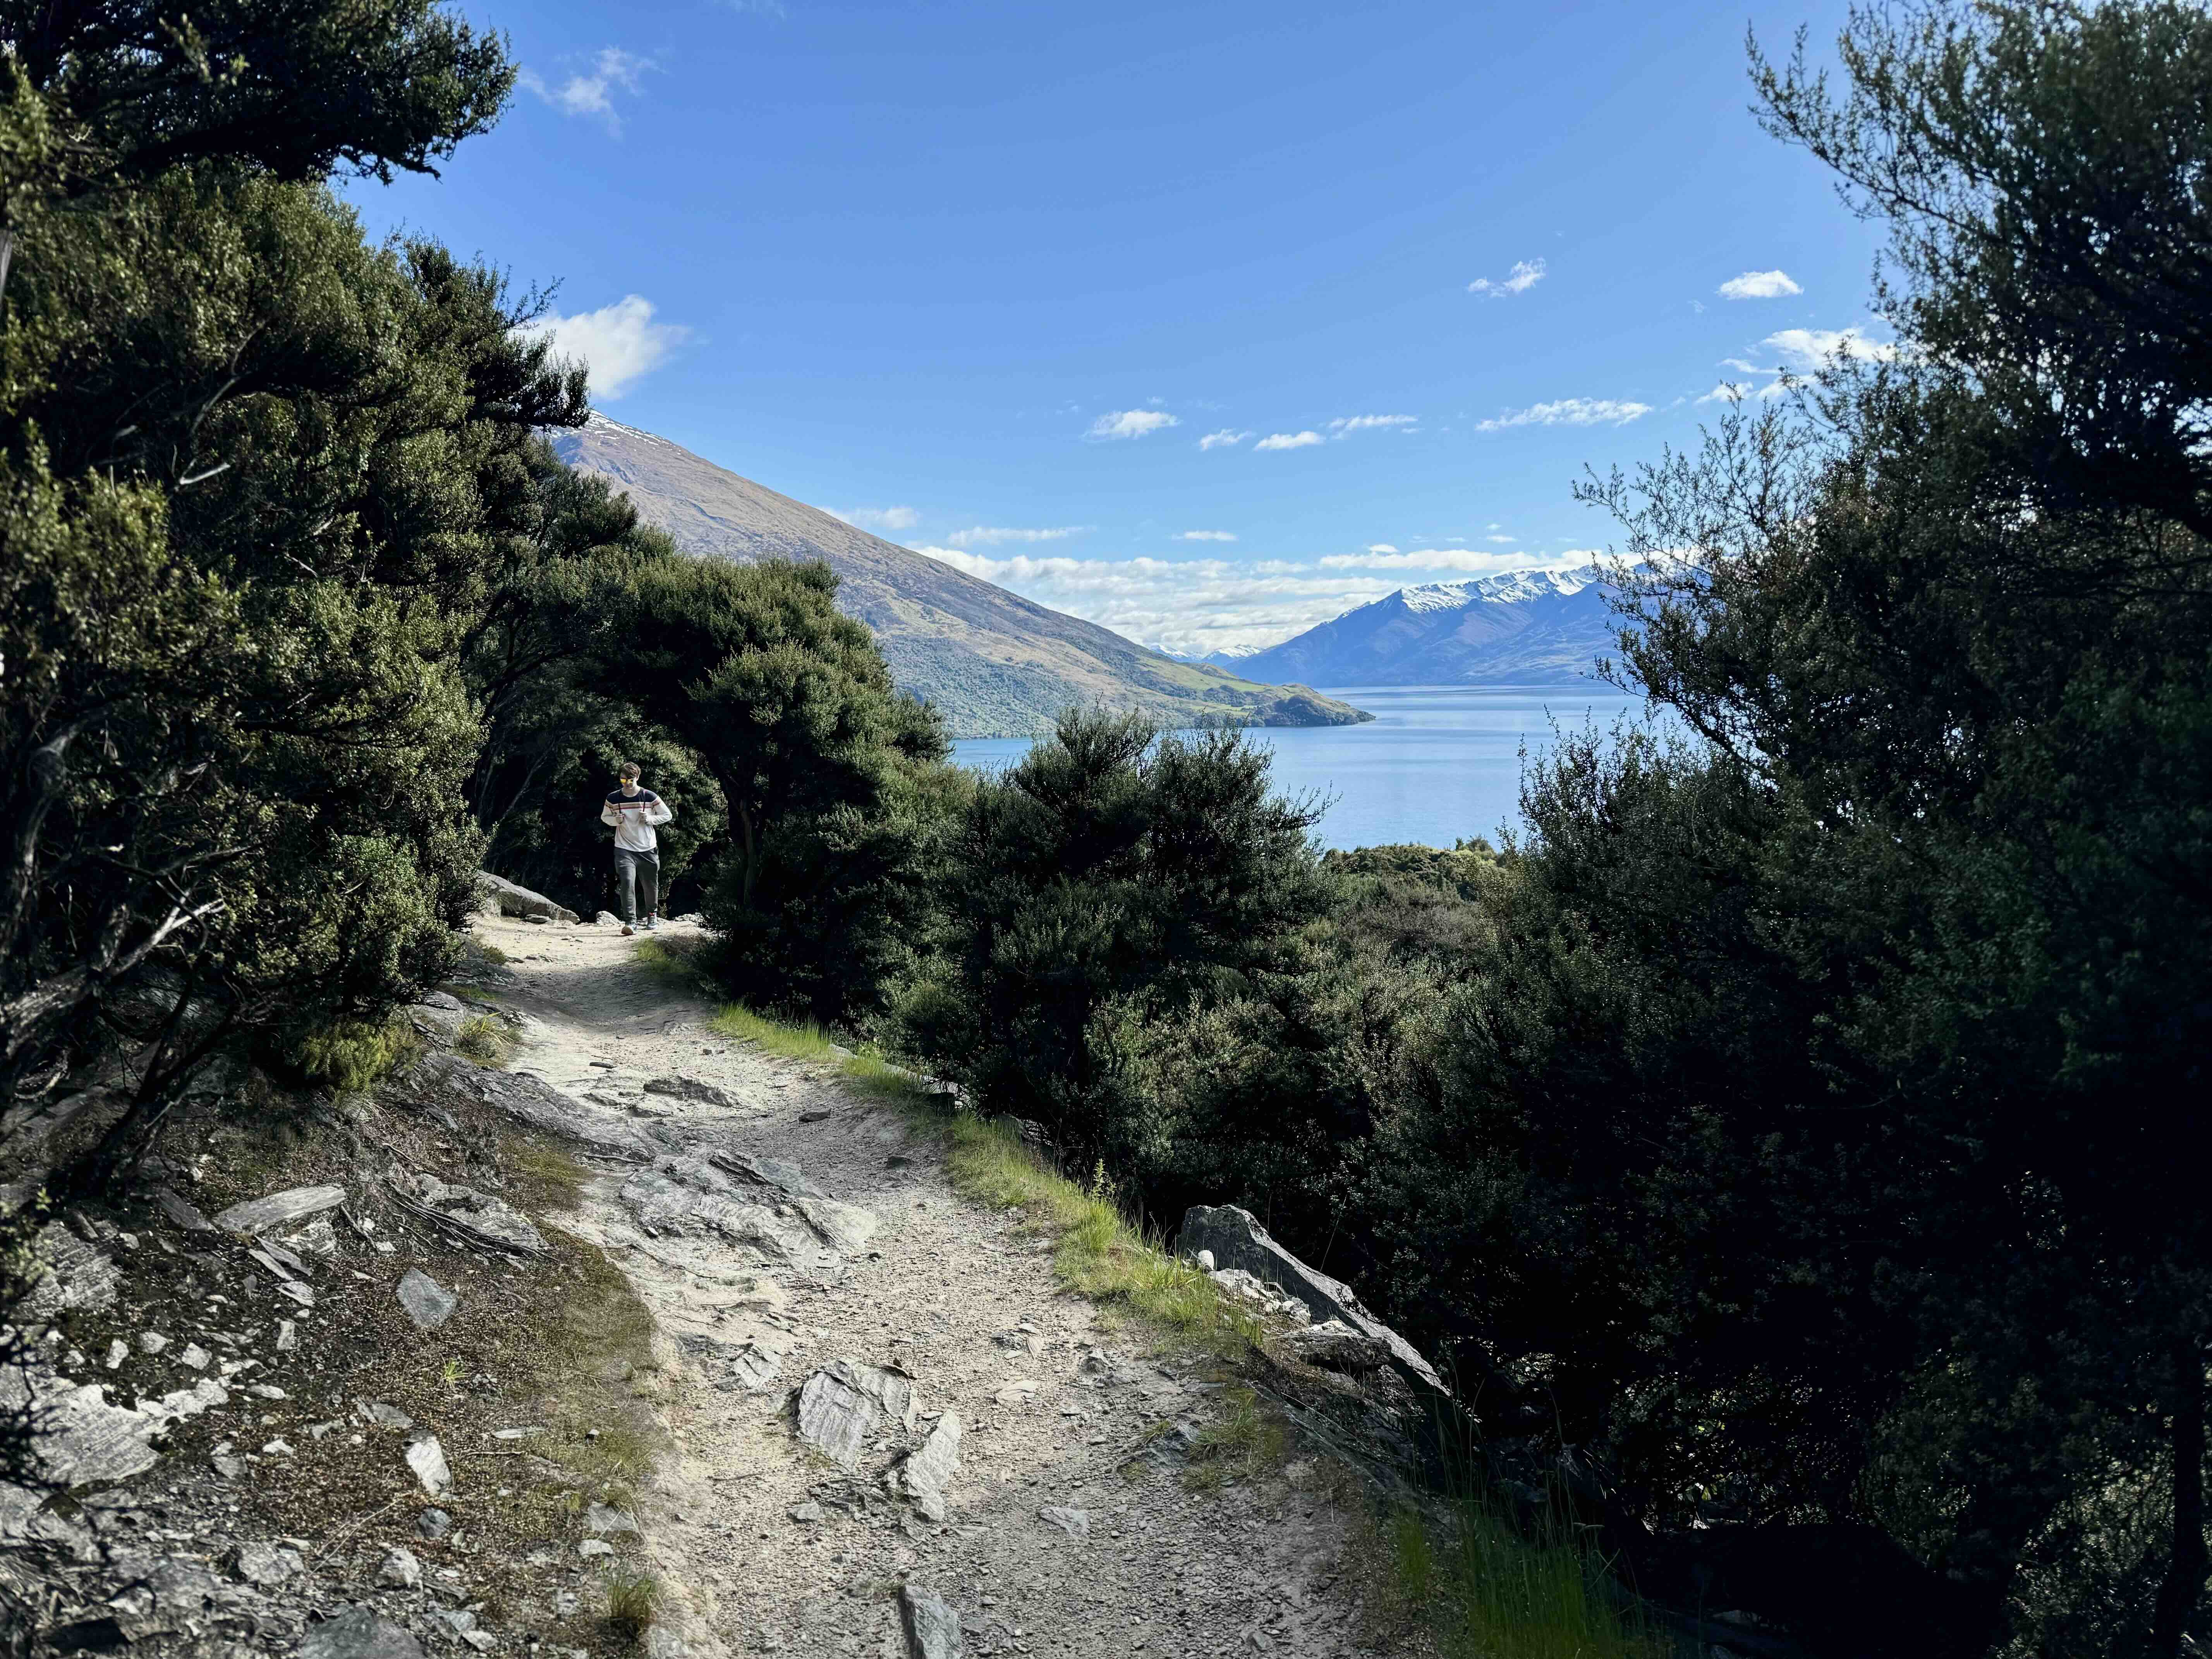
[0,0,570,1183]
[892,712,1333,1173]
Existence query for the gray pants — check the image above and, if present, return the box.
[613,847,659,924]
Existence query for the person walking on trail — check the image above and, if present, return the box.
[602,762,673,936]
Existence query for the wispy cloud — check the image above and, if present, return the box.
[1763,326,1898,371]
[517,294,690,399]
[907,542,1600,656]
[1328,414,1418,436]
[1197,429,1251,451]
[1087,409,1178,440]
[518,48,653,135]
[1718,269,1803,301]
[909,548,1411,656]
[831,505,919,532]
[1475,397,1652,432]
[1467,258,1546,298]
[1486,534,1514,543]
[1703,326,1901,403]
[1255,430,1325,451]
[1175,530,1237,542]
[943,525,1089,548]
[1318,548,1595,572]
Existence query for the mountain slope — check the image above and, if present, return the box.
[550,416,1369,740]
[1222,568,1625,687]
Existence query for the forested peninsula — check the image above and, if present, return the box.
[5,3,2212,1656]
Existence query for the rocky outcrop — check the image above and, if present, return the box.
[1175,1204,1449,1402]
[473,871,577,925]
[382,1051,654,1162]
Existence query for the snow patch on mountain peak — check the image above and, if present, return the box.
[1396,566,1600,615]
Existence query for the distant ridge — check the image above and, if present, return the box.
[1219,567,1626,687]
[550,415,1370,740]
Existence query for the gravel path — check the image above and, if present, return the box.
[476,914,1396,1659]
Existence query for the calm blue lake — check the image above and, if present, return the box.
[951,685,1657,852]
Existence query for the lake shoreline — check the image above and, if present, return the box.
[952,684,1656,851]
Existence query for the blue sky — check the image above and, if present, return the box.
[352,0,1885,656]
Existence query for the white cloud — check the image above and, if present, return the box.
[1718,269,1803,301]
[1703,327,1901,402]
[517,294,690,399]
[1087,409,1179,440]
[1197,429,1251,451]
[518,48,653,135]
[1762,326,1898,372]
[1329,414,1418,436]
[905,538,1607,655]
[1319,548,1592,572]
[910,548,1419,654]
[832,505,919,532]
[1486,534,1514,543]
[1467,258,1547,298]
[1254,430,1325,451]
[1175,530,1237,542]
[1475,397,1652,432]
[943,525,1089,548]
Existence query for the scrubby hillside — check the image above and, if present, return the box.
[551,416,1371,738]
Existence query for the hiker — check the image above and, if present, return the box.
[601,761,674,936]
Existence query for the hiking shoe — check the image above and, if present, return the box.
[642,915,657,931]
[621,924,635,937]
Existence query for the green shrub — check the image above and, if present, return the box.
[287,1017,422,1095]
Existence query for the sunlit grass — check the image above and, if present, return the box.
[1379,1487,1666,1659]
[604,1561,661,1645]
[942,1114,1264,1358]
[453,1013,513,1067]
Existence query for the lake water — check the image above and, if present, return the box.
[951,684,1656,851]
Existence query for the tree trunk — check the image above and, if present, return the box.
[2153,1337,2207,1657]
[733,799,758,908]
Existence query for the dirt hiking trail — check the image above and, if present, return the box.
[478,912,1399,1659]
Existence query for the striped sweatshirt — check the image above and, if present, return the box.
[601,788,673,852]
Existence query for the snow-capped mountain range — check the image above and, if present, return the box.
[1212,566,1626,687]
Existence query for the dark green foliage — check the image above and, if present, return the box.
[0,0,511,199]
[893,711,1331,1170]
[586,556,952,1024]
[0,5,577,1184]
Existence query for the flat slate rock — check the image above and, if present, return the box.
[679,1332,783,1393]
[151,1186,216,1233]
[393,1173,546,1257]
[792,1196,879,1254]
[1038,1505,1090,1538]
[6,1373,159,1487]
[384,1053,652,1162]
[22,1223,119,1317]
[405,1434,451,1498]
[396,1269,458,1331]
[897,1583,964,1659]
[618,1162,842,1267]
[895,1412,962,1520]
[709,1149,824,1199]
[213,1185,347,1237]
[300,1605,426,1659]
[795,1360,919,1471]
[585,1501,641,1536]
[644,1074,737,1108]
